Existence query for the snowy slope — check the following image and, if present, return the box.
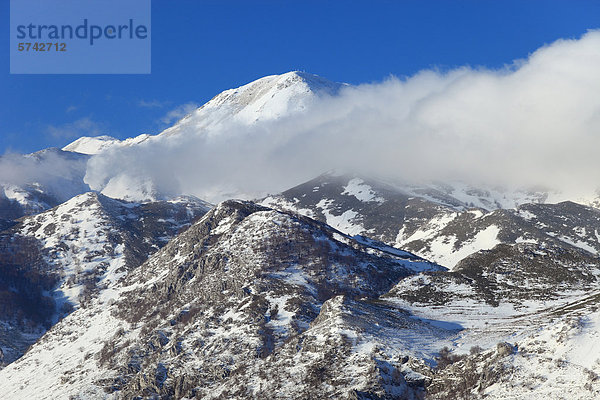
[2,198,600,398]
[159,71,344,138]
[262,173,600,269]
[15,192,210,307]
[62,134,151,155]
[0,192,210,368]
[64,72,343,153]
[0,200,443,399]
[395,201,600,269]
[421,295,600,399]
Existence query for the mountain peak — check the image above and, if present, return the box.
[272,70,345,94]
[158,71,344,138]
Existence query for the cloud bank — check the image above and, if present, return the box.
[0,150,90,201]
[85,31,600,202]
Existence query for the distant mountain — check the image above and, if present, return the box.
[58,71,599,208]
[261,172,600,269]
[62,134,152,155]
[58,71,345,203]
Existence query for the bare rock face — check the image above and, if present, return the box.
[496,342,516,357]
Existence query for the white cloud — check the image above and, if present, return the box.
[160,102,199,125]
[46,117,103,140]
[85,31,600,202]
[0,150,89,201]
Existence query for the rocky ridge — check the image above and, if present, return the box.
[0,200,445,399]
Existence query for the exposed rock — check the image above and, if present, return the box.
[496,342,516,357]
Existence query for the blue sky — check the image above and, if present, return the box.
[1,0,599,155]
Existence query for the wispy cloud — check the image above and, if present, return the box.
[0,150,89,201]
[66,105,78,113]
[138,99,167,108]
[46,117,104,140]
[160,102,199,125]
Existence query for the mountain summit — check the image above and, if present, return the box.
[158,71,345,138]
[58,71,346,203]
[60,71,344,155]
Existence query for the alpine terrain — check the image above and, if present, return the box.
[1,72,600,399]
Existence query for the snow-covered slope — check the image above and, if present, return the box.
[0,192,211,367]
[262,172,600,269]
[15,192,211,306]
[62,134,151,155]
[63,72,343,153]
[3,198,600,399]
[0,200,443,398]
[159,71,344,138]
[396,291,600,399]
[394,200,600,269]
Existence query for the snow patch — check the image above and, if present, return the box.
[341,178,385,204]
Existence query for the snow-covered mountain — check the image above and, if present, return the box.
[2,199,600,399]
[158,71,344,138]
[57,71,345,203]
[4,71,600,399]
[0,192,210,367]
[60,72,343,154]
[0,200,443,398]
[58,71,599,208]
[261,172,600,269]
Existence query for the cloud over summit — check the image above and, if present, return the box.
[84,31,600,202]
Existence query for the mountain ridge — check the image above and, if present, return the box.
[0,199,444,398]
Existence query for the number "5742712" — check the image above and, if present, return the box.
[18,42,67,52]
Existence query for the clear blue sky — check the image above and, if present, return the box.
[1,0,599,154]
